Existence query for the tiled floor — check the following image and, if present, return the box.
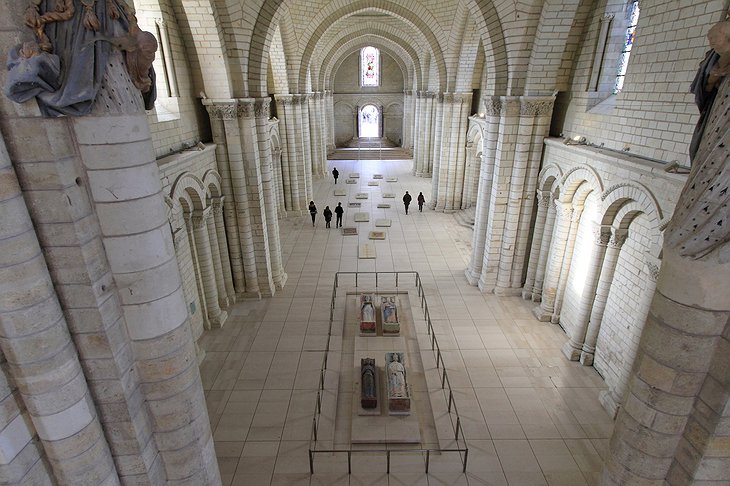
[200,158,613,485]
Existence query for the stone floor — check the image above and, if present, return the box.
[200,159,613,486]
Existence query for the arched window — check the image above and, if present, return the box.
[361,46,380,87]
[613,1,640,94]
[359,105,380,137]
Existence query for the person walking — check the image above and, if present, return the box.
[323,206,333,228]
[402,191,412,215]
[308,201,317,226]
[332,167,339,184]
[334,202,344,228]
[417,192,425,212]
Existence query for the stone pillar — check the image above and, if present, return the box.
[276,94,306,211]
[211,197,237,305]
[530,199,557,302]
[411,91,422,171]
[402,89,413,150]
[562,224,612,361]
[581,229,628,367]
[429,93,444,205]
[478,97,521,291]
[533,200,573,321]
[522,190,553,299]
[551,205,584,323]
[192,209,228,327]
[466,151,493,285]
[296,94,314,201]
[185,214,210,328]
[203,101,248,296]
[308,93,324,177]
[272,148,286,217]
[0,138,110,484]
[434,93,472,212]
[255,97,287,291]
[205,203,229,309]
[495,97,555,295]
[325,90,336,153]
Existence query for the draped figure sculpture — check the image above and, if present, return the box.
[381,296,399,335]
[385,352,410,414]
[360,294,376,335]
[360,358,377,409]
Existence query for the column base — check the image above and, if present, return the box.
[494,286,522,297]
[521,289,533,300]
[275,272,288,290]
[219,297,230,309]
[416,172,432,178]
[236,290,262,301]
[599,389,621,419]
[550,313,561,325]
[531,292,542,303]
[579,351,594,366]
[464,268,481,286]
[209,310,228,329]
[532,305,553,322]
[561,340,582,361]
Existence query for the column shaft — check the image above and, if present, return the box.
[205,205,228,309]
[522,191,552,299]
[533,200,573,320]
[193,210,228,327]
[211,198,236,305]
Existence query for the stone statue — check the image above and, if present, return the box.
[666,20,730,258]
[5,0,158,116]
[382,297,397,323]
[387,353,407,398]
[360,358,377,409]
[360,294,376,335]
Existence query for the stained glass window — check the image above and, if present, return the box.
[613,1,639,94]
[361,46,379,87]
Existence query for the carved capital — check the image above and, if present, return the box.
[205,103,237,120]
[404,89,413,96]
[602,13,615,22]
[520,98,555,116]
[191,208,212,229]
[483,97,502,116]
[210,197,225,216]
[594,225,613,246]
[536,190,552,208]
[237,99,255,118]
[644,253,661,282]
[255,98,271,118]
[276,94,295,106]
[609,229,628,249]
[555,201,573,219]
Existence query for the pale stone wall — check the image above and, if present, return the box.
[333,95,404,145]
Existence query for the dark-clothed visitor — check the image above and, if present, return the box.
[403,191,412,215]
[323,206,333,228]
[332,167,339,183]
[417,192,425,212]
[334,202,344,227]
[308,201,317,226]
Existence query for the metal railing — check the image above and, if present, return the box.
[309,271,468,474]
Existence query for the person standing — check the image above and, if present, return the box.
[308,201,317,226]
[323,206,333,228]
[334,202,344,227]
[417,192,425,212]
[402,191,412,215]
[332,167,339,184]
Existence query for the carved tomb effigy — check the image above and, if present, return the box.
[380,296,399,335]
[360,358,377,409]
[359,294,376,336]
[385,352,410,414]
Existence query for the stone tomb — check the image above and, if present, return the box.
[375,219,391,227]
[334,189,346,196]
[346,179,357,184]
[385,352,410,414]
[368,231,386,240]
[380,296,399,335]
[359,294,376,336]
[354,212,369,222]
[377,203,391,209]
[368,181,379,186]
[373,174,384,179]
[342,227,358,236]
[349,293,422,443]
[349,173,360,178]
[382,193,395,198]
[348,202,361,208]
[358,243,376,259]
[355,193,369,199]
[386,177,398,182]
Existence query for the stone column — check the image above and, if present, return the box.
[402,89,413,150]
[429,93,444,205]
[255,97,287,291]
[466,151,493,285]
[205,202,229,309]
[551,205,584,323]
[522,190,553,299]
[192,209,228,327]
[434,93,472,212]
[478,97,521,291]
[296,94,314,201]
[272,148,286,217]
[411,91,422,171]
[211,197,236,305]
[530,199,557,302]
[276,94,306,211]
[562,224,612,360]
[325,90,336,153]
[581,229,628,367]
[496,97,555,295]
[308,93,324,177]
[0,138,111,484]
[203,100,249,297]
[533,200,573,321]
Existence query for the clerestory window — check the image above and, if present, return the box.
[613,0,640,94]
[361,46,380,87]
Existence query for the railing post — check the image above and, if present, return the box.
[426,450,430,474]
[448,390,453,413]
[317,391,322,414]
[348,451,351,475]
[441,368,447,389]
[463,448,468,473]
[387,450,390,474]
[455,416,461,440]
[312,417,318,441]
[355,273,358,287]
[396,273,399,287]
[375,272,378,288]
[309,450,314,474]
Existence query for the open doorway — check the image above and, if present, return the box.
[358,104,380,138]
